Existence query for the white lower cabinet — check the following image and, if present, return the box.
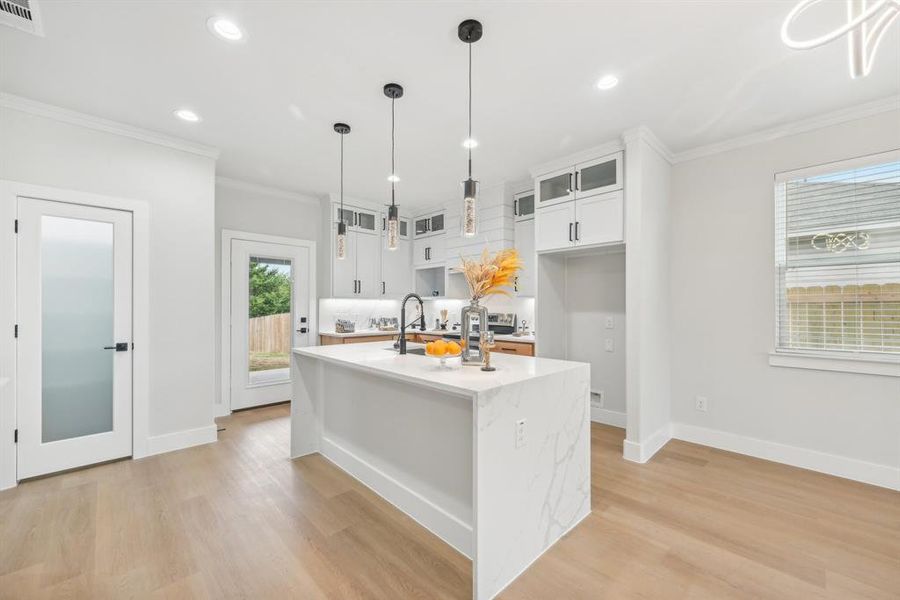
[413,233,445,267]
[514,218,536,296]
[535,189,623,253]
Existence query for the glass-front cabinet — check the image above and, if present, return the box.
[535,151,623,208]
[514,190,535,221]
[334,204,378,233]
[536,167,575,207]
[413,211,445,238]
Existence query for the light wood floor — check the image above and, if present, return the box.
[1,404,898,599]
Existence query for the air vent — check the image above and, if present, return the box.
[1,0,43,36]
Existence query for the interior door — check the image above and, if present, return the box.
[535,201,576,252]
[16,197,133,479]
[230,239,311,410]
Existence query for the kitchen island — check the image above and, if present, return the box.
[291,342,590,600]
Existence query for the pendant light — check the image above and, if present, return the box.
[334,122,351,260]
[459,19,482,238]
[384,83,404,251]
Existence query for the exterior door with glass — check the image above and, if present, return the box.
[229,239,310,410]
[16,198,133,479]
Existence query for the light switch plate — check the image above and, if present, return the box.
[605,316,614,329]
[515,418,527,448]
[604,339,614,352]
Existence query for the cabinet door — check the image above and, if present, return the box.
[575,152,622,199]
[335,205,354,228]
[536,167,575,208]
[430,213,445,233]
[514,190,535,221]
[514,219,535,296]
[400,218,410,239]
[575,190,624,247]
[355,231,381,298]
[413,236,430,267]
[427,234,446,263]
[382,236,411,297]
[332,227,357,297]
[414,216,430,237]
[535,201,576,253]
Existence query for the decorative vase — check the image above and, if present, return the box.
[460,298,488,365]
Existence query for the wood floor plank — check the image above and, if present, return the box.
[1,406,897,599]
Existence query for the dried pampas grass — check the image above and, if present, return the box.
[454,248,522,301]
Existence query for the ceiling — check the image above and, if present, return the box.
[1,1,898,207]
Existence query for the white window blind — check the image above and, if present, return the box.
[775,152,900,356]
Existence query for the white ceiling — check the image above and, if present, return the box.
[1,1,898,207]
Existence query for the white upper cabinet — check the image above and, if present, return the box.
[329,202,384,298]
[332,226,358,297]
[514,190,535,221]
[355,231,381,298]
[535,201,576,253]
[381,216,412,297]
[413,233,445,267]
[514,218,536,296]
[414,210,445,238]
[574,153,622,199]
[536,166,575,208]
[335,204,378,234]
[535,189,624,253]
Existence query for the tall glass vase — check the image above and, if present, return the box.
[461,298,487,365]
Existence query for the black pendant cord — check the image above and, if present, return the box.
[467,41,473,180]
[340,132,344,216]
[390,97,395,206]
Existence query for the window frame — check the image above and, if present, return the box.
[770,149,900,377]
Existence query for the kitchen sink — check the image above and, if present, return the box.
[384,347,427,356]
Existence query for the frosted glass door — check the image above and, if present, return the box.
[16,197,133,479]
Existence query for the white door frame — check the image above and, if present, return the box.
[0,180,150,490]
[219,229,317,417]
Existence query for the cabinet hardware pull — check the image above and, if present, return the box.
[575,221,580,241]
[514,199,518,216]
[382,281,385,294]
[569,222,573,242]
[358,280,362,294]
[574,171,579,191]
[567,173,573,193]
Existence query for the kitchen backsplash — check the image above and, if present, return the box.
[319,297,535,334]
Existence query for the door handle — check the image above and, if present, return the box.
[382,281,386,295]
[103,342,129,352]
[575,221,580,241]
[568,222,573,242]
[514,199,518,216]
[567,173,573,193]
[358,280,362,294]
[574,171,579,191]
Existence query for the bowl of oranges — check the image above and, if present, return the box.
[424,339,463,369]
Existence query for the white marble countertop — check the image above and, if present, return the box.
[293,341,581,396]
[319,329,536,344]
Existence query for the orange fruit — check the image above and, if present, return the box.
[432,340,448,356]
[425,341,435,355]
[446,341,461,355]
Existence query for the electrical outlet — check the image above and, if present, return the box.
[605,316,614,329]
[604,339,614,352]
[590,391,604,408]
[695,396,708,412]
[515,418,527,448]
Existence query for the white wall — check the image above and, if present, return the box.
[566,252,626,414]
[214,179,322,408]
[0,106,217,439]
[669,110,900,475]
[624,129,673,459]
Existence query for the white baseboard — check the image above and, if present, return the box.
[590,407,626,428]
[622,423,672,463]
[671,423,900,491]
[320,437,473,558]
[145,424,218,457]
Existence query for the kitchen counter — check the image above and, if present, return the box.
[319,329,535,344]
[419,329,536,344]
[291,341,590,599]
[319,329,399,339]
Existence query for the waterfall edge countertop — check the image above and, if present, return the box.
[293,341,575,396]
[318,329,536,344]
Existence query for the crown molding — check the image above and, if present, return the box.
[216,176,320,206]
[622,125,675,163]
[529,139,625,178]
[672,95,900,164]
[0,92,220,159]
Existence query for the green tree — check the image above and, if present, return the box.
[249,261,291,317]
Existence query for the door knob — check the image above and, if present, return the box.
[103,342,129,351]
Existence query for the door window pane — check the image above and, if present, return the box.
[579,159,617,192]
[248,256,292,384]
[540,172,572,202]
[41,216,114,443]
[517,194,535,216]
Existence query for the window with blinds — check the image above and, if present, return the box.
[775,152,900,357]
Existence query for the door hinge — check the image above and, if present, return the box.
[13,429,17,444]
[14,219,18,233]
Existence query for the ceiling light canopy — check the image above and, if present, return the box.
[595,74,619,90]
[207,17,243,41]
[173,108,200,122]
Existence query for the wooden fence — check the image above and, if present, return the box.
[248,313,291,353]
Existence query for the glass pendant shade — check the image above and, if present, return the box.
[462,178,478,237]
[336,221,347,260]
[387,204,399,251]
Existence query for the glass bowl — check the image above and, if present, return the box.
[426,352,462,370]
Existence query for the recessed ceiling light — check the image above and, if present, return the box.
[595,74,619,90]
[387,174,400,183]
[173,109,201,122]
[462,138,478,149]
[207,17,243,41]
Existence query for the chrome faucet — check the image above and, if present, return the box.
[398,292,426,354]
